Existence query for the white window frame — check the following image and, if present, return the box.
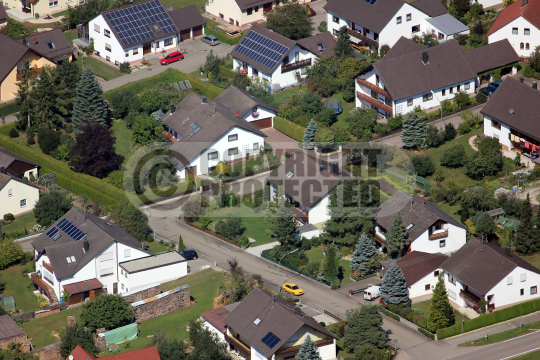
[164,38,173,46]
[228,134,238,142]
[507,276,513,285]
[531,286,538,295]
[407,98,413,106]
[105,43,111,52]
[521,273,526,282]
[100,268,114,277]
[100,252,113,262]
[8,189,13,197]
[94,24,100,33]
[124,249,131,258]
[49,0,59,7]
[524,28,530,35]
[464,82,470,90]
[396,16,402,24]
[253,142,259,150]
[20,199,27,207]
[406,13,411,21]
[133,48,139,55]
[512,27,518,34]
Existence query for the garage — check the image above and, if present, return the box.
[250,117,272,129]
[180,29,191,40]
[192,25,203,37]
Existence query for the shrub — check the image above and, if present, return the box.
[8,127,19,138]
[457,121,471,135]
[119,62,131,74]
[456,34,468,45]
[317,21,327,33]
[418,327,435,339]
[475,91,487,103]
[27,134,35,145]
[444,123,457,141]
[411,155,435,177]
[441,99,454,114]
[37,128,61,155]
[441,144,466,168]
[4,213,14,222]
[453,91,471,109]
[326,320,347,337]
[381,308,400,321]
[65,123,73,133]
[522,64,536,78]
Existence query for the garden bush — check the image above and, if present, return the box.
[475,91,487,103]
[326,320,347,337]
[441,144,466,168]
[457,122,471,135]
[3,213,14,222]
[119,62,132,74]
[411,155,435,177]
[381,308,400,321]
[37,128,61,155]
[27,135,35,145]
[453,91,471,109]
[8,127,19,138]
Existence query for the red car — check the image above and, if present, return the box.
[160,51,184,65]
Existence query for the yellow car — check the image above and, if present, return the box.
[282,283,304,295]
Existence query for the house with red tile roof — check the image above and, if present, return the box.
[486,0,540,58]
[68,345,161,360]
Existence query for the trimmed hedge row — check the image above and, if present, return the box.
[205,26,245,45]
[0,134,125,208]
[418,327,435,340]
[437,298,540,339]
[381,309,400,322]
[0,102,18,118]
[273,116,305,142]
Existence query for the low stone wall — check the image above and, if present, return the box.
[35,308,61,319]
[122,284,161,303]
[30,343,62,360]
[132,285,192,323]
[0,334,28,350]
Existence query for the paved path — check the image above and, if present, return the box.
[245,241,279,257]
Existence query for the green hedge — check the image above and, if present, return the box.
[273,116,305,142]
[381,309,400,322]
[418,327,435,340]
[205,27,245,45]
[0,102,18,118]
[0,133,125,208]
[220,65,237,79]
[437,298,540,339]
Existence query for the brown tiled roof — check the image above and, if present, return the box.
[0,34,35,84]
[486,0,540,37]
[440,237,540,295]
[406,0,447,17]
[0,315,25,340]
[230,23,295,74]
[20,29,73,60]
[462,39,519,74]
[0,147,38,169]
[296,32,337,58]
[168,5,206,31]
[375,190,468,241]
[480,77,540,141]
[213,85,279,116]
[201,303,240,333]
[381,251,448,286]
[235,0,270,10]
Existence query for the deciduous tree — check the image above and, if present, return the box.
[81,294,133,331]
[265,3,313,40]
[188,319,230,360]
[59,324,99,358]
[34,191,72,227]
[109,199,149,241]
[440,144,466,168]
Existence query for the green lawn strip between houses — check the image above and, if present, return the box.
[0,263,41,313]
[523,254,540,270]
[412,300,468,327]
[304,245,354,286]
[2,212,38,235]
[458,320,540,347]
[146,241,171,254]
[73,55,124,81]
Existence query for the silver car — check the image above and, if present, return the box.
[201,35,220,46]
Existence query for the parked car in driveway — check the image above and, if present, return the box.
[160,51,184,65]
[180,249,198,260]
[201,35,220,46]
[486,81,502,94]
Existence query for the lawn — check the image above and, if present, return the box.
[332,92,356,130]
[0,263,41,313]
[512,350,540,359]
[272,85,307,105]
[73,55,124,81]
[413,299,468,325]
[523,254,540,270]
[435,202,460,221]
[2,211,38,235]
[111,120,135,164]
[64,29,78,44]
[458,319,540,347]
[304,245,354,286]
[208,206,275,246]
[22,306,84,349]
[147,241,171,254]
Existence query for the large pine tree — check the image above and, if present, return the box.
[387,212,409,258]
[72,68,109,131]
[334,26,353,58]
[271,205,298,248]
[302,119,318,151]
[15,60,34,132]
[401,112,426,149]
[427,273,455,332]
[350,233,377,273]
[323,244,340,288]
[32,67,61,129]
[380,261,411,307]
[343,305,388,352]
[296,334,322,360]
[515,194,535,255]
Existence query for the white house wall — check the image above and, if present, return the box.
[483,115,512,150]
[486,266,540,308]
[477,0,503,9]
[202,319,225,342]
[117,242,148,263]
[58,260,96,301]
[243,106,276,126]
[410,225,466,254]
[488,17,540,58]
[318,340,337,360]
[307,194,331,225]
[408,270,440,298]
[326,12,353,37]
[379,3,431,48]
[122,261,188,292]
[0,179,39,218]
[206,0,243,25]
[443,270,467,307]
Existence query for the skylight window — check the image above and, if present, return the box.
[47,42,55,49]
[189,122,202,137]
[66,256,76,263]
[254,318,261,325]
[406,224,414,230]
[285,171,294,179]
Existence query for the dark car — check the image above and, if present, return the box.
[160,51,184,65]
[485,81,502,94]
[479,87,491,97]
[180,249,198,260]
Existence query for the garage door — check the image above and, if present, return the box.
[180,29,191,40]
[250,117,272,129]
[192,25,203,37]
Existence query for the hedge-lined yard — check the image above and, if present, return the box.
[273,116,305,142]
[0,101,18,118]
[205,27,245,45]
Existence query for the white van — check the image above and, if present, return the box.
[363,285,380,301]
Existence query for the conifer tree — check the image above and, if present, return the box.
[401,112,426,148]
[350,233,377,273]
[343,305,388,352]
[32,67,61,129]
[427,273,455,332]
[380,261,411,307]
[515,193,536,255]
[270,205,298,248]
[16,59,34,132]
[72,68,108,131]
[178,234,185,252]
[296,334,322,360]
[302,119,318,151]
[334,26,353,58]
[460,205,469,224]
[323,244,340,288]
[387,212,409,258]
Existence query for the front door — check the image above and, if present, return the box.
[143,42,152,54]
[113,282,118,294]
[89,290,95,300]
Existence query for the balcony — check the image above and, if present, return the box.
[429,231,448,240]
[374,232,388,247]
[356,91,393,116]
[346,28,379,49]
[282,58,311,73]
[356,78,392,100]
[292,207,309,224]
[225,334,251,359]
[30,273,59,304]
[460,288,484,312]
[16,67,43,81]
[275,338,334,357]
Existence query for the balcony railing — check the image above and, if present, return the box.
[356,91,393,116]
[275,338,334,356]
[16,67,43,81]
[356,78,392,100]
[346,28,379,49]
[282,58,311,73]
[429,231,448,240]
[225,334,251,359]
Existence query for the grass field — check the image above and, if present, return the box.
[22,306,84,348]
[304,245,354,286]
[0,263,41,313]
[523,254,540,270]
[74,55,124,81]
[2,212,38,234]
[147,241,171,254]
[63,29,78,44]
[511,349,540,359]
[435,202,461,221]
[458,320,540,347]
[111,120,135,165]
[208,206,274,246]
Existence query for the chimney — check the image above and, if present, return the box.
[520,77,524,83]
[319,162,326,172]
[202,96,207,104]
[428,41,432,48]
[419,194,425,204]
[422,51,428,64]
[170,104,176,114]
[235,111,240,117]
[141,240,145,250]
[522,0,528,7]
[83,239,89,253]
[332,162,339,175]
[533,81,538,90]
[505,246,512,257]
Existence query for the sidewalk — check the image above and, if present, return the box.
[245,241,279,257]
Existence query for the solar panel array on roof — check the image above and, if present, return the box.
[104,0,178,47]
[261,331,281,348]
[57,218,86,241]
[234,31,289,70]
[362,0,378,4]
[46,227,59,238]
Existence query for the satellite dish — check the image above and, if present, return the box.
[509,108,515,115]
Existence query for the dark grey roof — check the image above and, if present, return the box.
[0,173,39,191]
[425,14,469,35]
[0,147,38,169]
[119,251,185,273]
[296,32,337,58]
[0,34,36,84]
[0,315,25,340]
[440,237,540,295]
[462,39,519,74]
[213,85,279,116]
[266,153,343,209]
[235,0,269,10]
[381,251,448,286]
[297,223,318,234]
[382,36,425,60]
[223,288,337,358]
[480,77,540,141]
[0,3,7,20]
[32,208,152,280]
[20,29,73,60]
[375,190,468,241]
[230,24,295,74]
[407,0,447,17]
[162,92,266,168]
[373,40,477,100]
[168,5,206,31]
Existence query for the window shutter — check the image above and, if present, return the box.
[100,252,113,262]
[100,268,114,276]
[94,24,100,32]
